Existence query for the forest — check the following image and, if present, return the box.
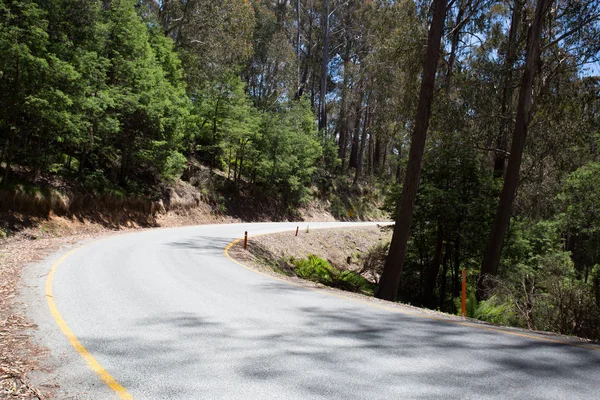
[1,0,600,338]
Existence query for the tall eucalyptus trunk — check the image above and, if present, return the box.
[478,0,552,299]
[376,0,448,301]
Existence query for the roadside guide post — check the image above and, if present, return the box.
[295,226,299,236]
[244,231,248,250]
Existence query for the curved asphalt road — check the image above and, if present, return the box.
[30,222,600,399]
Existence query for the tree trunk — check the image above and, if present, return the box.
[354,100,369,184]
[493,0,523,178]
[453,235,461,312]
[445,1,465,92]
[439,243,451,311]
[367,126,373,176]
[395,144,403,183]
[2,54,20,186]
[0,137,7,168]
[477,0,552,300]
[211,97,220,171]
[375,0,448,301]
[1,130,14,186]
[373,133,381,174]
[296,13,313,99]
[338,42,351,170]
[349,90,364,169]
[296,0,301,89]
[423,227,444,307]
[318,0,330,132]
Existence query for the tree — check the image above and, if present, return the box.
[375,0,448,301]
[0,0,75,184]
[318,0,330,132]
[477,0,553,299]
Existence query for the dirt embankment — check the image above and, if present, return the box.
[230,225,392,282]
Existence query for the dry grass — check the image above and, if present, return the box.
[241,225,392,272]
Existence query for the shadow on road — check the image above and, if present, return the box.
[77,289,600,399]
[165,236,235,255]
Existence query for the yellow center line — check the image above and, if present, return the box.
[46,244,134,400]
[224,235,600,352]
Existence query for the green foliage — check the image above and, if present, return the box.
[474,296,515,325]
[0,0,191,191]
[292,255,374,293]
[256,97,322,204]
[293,255,337,285]
[337,270,374,294]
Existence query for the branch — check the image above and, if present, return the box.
[542,12,600,51]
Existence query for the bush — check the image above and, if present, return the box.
[337,270,375,293]
[163,151,187,181]
[294,255,337,285]
[485,252,600,340]
[292,255,374,293]
[474,295,515,325]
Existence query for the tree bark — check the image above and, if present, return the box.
[395,144,403,183]
[375,0,448,301]
[445,0,466,92]
[423,226,444,307]
[349,89,364,169]
[338,41,351,170]
[318,0,330,132]
[439,243,451,311]
[296,12,313,99]
[354,100,369,184]
[493,0,523,178]
[477,0,552,300]
[1,130,14,186]
[373,132,381,174]
[296,0,301,89]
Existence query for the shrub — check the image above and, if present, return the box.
[294,255,337,285]
[337,270,375,294]
[474,295,515,325]
[485,252,600,340]
[292,255,374,293]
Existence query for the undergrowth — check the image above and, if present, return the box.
[291,254,376,294]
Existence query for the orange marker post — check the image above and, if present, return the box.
[244,231,248,250]
[461,269,467,318]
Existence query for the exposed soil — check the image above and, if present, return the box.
[258,225,388,269]
[229,225,392,277]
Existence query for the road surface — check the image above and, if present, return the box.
[25,222,600,399]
